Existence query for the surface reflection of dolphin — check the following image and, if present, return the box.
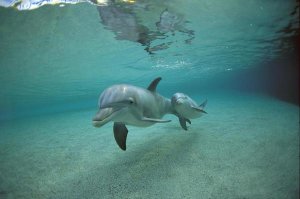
[96,2,195,54]
[97,4,153,49]
[156,9,195,44]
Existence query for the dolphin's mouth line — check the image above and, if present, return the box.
[93,100,131,123]
[93,110,108,122]
[93,108,118,122]
[175,97,186,104]
[93,107,123,128]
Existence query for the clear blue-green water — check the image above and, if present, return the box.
[0,1,299,198]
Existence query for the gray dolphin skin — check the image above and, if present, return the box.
[171,93,207,130]
[93,77,177,151]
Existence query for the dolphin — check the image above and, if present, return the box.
[171,93,207,130]
[93,77,177,151]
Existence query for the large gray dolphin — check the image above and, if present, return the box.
[93,77,177,151]
[171,93,207,130]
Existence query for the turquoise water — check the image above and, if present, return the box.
[0,0,299,198]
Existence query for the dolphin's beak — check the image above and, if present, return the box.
[92,111,107,127]
[92,120,103,127]
[92,108,119,127]
[176,99,184,105]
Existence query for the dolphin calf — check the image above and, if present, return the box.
[93,77,176,151]
[171,93,207,130]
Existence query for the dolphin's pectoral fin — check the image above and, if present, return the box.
[199,99,208,109]
[113,122,128,151]
[186,118,191,124]
[179,117,191,131]
[147,77,162,92]
[141,117,171,123]
[191,106,208,114]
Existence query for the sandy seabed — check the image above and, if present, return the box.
[0,90,299,199]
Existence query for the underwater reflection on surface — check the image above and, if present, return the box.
[97,1,194,54]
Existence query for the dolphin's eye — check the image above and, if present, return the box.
[128,98,135,104]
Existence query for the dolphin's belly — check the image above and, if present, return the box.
[112,108,156,127]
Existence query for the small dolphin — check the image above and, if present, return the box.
[171,93,207,130]
[93,77,177,151]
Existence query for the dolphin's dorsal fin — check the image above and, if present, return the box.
[147,77,162,92]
